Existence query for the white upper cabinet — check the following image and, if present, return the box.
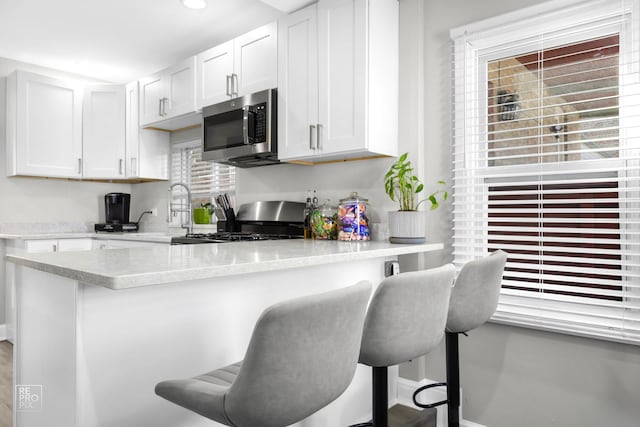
[125,81,170,180]
[82,85,126,179]
[6,71,83,178]
[196,22,277,108]
[5,70,169,181]
[234,22,278,98]
[277,6,319,160]
[196,40,235,107]
[139,57,198,130]
[278,0,399,163]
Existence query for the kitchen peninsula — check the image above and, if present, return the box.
[7,239,442,427]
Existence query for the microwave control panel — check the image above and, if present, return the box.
[254,103,267,142]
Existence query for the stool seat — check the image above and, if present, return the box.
[156,362,242,424]
[156,281,372,427]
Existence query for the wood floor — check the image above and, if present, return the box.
[0,341,12,427]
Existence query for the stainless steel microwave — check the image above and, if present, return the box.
[201,88,278,167]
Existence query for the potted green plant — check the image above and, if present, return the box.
[384,152,448,243]
[193,202,214,224]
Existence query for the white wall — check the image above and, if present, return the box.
[408,1,640,426]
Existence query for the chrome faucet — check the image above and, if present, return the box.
[168,182,193,235]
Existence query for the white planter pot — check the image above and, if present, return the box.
[388,210,426,242]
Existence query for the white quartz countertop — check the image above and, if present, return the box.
[0,231,177,243]
[6,240,444,290]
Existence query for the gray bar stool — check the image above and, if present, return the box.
[413,250,508,427]
[155,281,372,427]
[353,264,456,427]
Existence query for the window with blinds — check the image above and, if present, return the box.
[451,0,640,344]
[170,139,236,225]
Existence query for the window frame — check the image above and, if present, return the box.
[451,0,640,345]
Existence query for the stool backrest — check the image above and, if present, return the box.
[225,281,372,427]
[447,250,508,333]
[359,264,456,367]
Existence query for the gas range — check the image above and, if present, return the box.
[171,232,303,245]
[170,201,305,245]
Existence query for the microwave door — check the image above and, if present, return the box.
[242,106,257,145]
[203,109,245,152]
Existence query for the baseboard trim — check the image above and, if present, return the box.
[395,377,487,427]
[0,324,7,341]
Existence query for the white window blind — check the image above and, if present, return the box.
[171,140,236,197]
[451,0,640,344]
[170,139,236,226]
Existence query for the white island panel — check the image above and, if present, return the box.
[10,240,444,427]
[15,257,401,427]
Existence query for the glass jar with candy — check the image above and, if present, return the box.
[338,192,370,241]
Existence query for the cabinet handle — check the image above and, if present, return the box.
[119,159,124,175]
[232,73,238,97]
[309,125,316,150]
[317,124,322,150]
[78,158,82,175]
[53,244,58,252]
[226,75,232,97]
[131,157,137,176]
[159,99,163,117]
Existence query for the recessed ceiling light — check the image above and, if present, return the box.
[181,0,206,10]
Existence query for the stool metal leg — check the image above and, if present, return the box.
[372,366,388,427]
[445,332,460,427]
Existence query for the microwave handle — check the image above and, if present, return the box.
[242,106,250,144]
[243,106,257,145]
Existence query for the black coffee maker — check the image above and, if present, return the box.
[95,193,138,232]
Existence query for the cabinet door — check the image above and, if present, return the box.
[57,238,93,252]
[138,130,170,180]
[125,81,169,180]
[317,0,366,155]
[139,73,163,125]
[277,6,319,160]
[125,81,141,176]
[234,22,278,97]
[196,40,235,108]
[24,239,59,253]
[12,71,83,177]
[83,85,126,179]
[164,57,196,119]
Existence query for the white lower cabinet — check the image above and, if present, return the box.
[93,239,166,249]
[277,0,399,163]
[5,238,93,343]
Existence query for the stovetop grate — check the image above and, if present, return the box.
[171,232,303,245]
